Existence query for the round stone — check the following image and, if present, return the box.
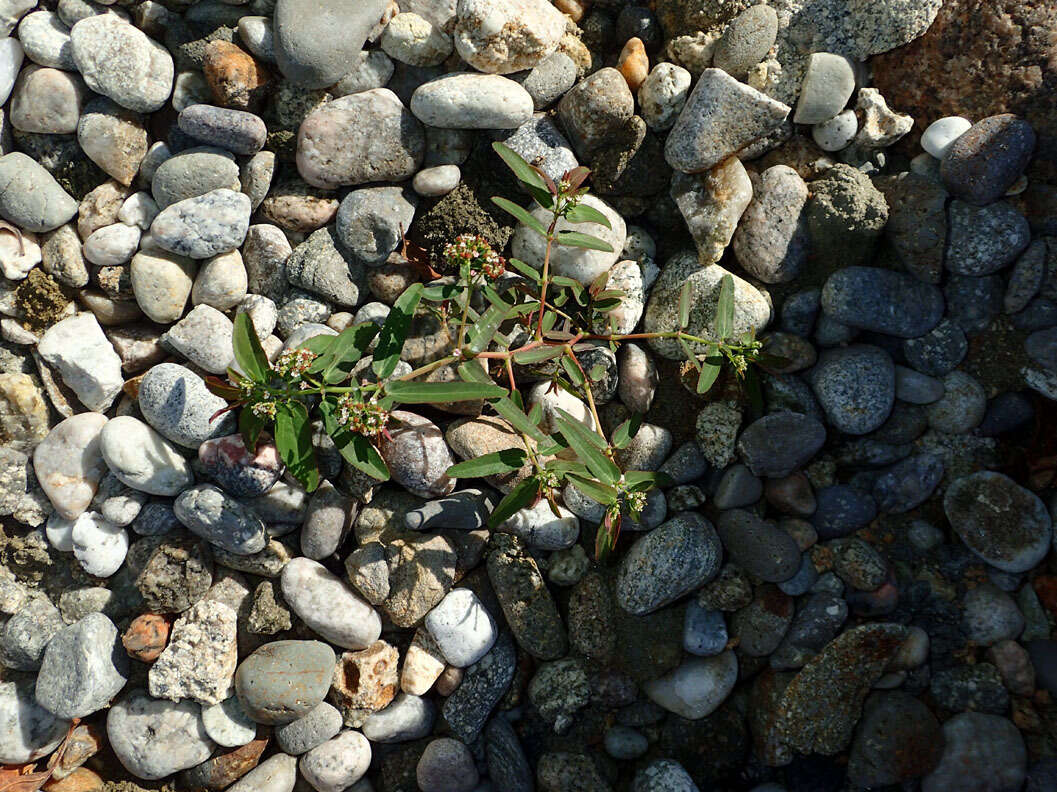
[69,15,173,113]
[107,689,215,780]
[921,115,971,159]
[335,186,417,265]
[410,73,535,130]
[940,114,1036,206]
[0,680,69,764]
[71,510,128,577]
[36,613,128,720]
[151,146,240,209]
[18,11,74,70]
[807,345,895,435]
[417,737,478,792]
[201,696,258,748]
[281,557,382,649]
[639,62,691,132]
[273,0,388,88]
[149,189,251,259]
[643,652,738,720]
[100,415,193,496]
[33,412,109,520]
[812,109,858,151]
[235,640,336,725]
[424,588,497,668]
[712,4,778,78]
[137,363,236,448]
[793,52,855,124]
[10,64,85,134]
[299,730,372,792]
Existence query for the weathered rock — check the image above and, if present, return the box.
[107,689,215,780]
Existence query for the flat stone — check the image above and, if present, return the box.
[643,651,738,719]
[150,188,251,259]
[442,630,516,743]
[234,640,335,725]
[273,0,388,88]
[664,68,789,173]
[36,612,129,719]
[361,693,434,743]
[151,146,239,209]
[487,534,567,659]
[821,266,944,337]
[0,679,69,764]
[107,689,215,780]
[69,15,173,112]
[137,363,236,448]
[411,73,534,129]
[281,557,381,649]
[946,200,1030,276]
[161,304,234,374]
[33,412,108,520]
[37,312,123,412]
[807,345,895,435]
[275,702,342,754]
[716,509,801,583]
[178,104,267,156]
[0,152,77,232]
[175,484,266,555]
[737,411,826,478]
[941,114,1036,206]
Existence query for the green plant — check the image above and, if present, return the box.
[208,143,765,559]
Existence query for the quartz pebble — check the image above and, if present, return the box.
[281,557,381,649]
[411,73,534,129]
[107,689,215,780]
[921,115,971,159]
[424,588,497,668]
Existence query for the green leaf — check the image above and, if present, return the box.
[507,257,541,282]
[385,380,507,403]
[623,470,674,492]
[447,448,527,478]
[492,396,547,442]
[299,334,336,356]
[316,323,379,384]
[239,406,265,452]
[421,283,462,302]
[468,300,510,354]
[564,203,612,228]
[543,459,591,477]
[232,312,269,383]
[492,196,547,236]
[611,414,642,449]
[487,476,541,529]
[555,411,621,485]
[566,473,619,506]
[373,283,423,379]
[697,358,722,394]
[560,356,585,387]
[492,142,548,193]
[679,338,701,370]
[274,402,319,492]
[457,359,492,384]
[555,230,613,252]
[714,273,735,340]
[678,281,692,329]
[512,345,565,365]
[342,433,390,481]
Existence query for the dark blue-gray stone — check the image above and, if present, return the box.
[683,601,728,657]
[1011,297,1057,331]
[944,274,1003,335]
[872,453,944,513]
[807,344,896,435]
[178,104,267,156]
[443,631,516,743]
[770,592,848,670]
[941,114,1036,206]
[780,288,820,336]
[902,318,967,377]
[976,392,1034,437]
[716,508,801,583]
[811,484,878,540]
[946,200,1030,276]
[821,266,944,338]
[736,411,826,478]
[485,716,533,792]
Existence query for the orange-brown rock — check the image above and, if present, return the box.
[202,41,271,111]
[329,640,399,726]
[617,38,649,93]
[122,613,171,662]
[43,768,103,792]
[178,735,267,791]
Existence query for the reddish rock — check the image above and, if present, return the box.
[202,41,271,110]
[199,433,284,498]
[122,613,171,662]
[179,735,267,790]
[330,640,399,726]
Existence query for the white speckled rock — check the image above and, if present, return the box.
[793,52,855,124]
[71,510,128,577]
[643,651,738,719]
[411,73,534,130]
[83,222,141,267]
[424,588,497,667]
[670,158,753,267]
[69,15,173,113]
[0,36,23,106]
[453,0,564,74]
[228,753,298,792]
[149,189,251,259]
[202,696,258,747]
[107,689,215,780]
[381,12,451,67]
[665,68,789,173]
[119,191,159,229]
[281,557,382,650]
[35,612,128,719]
[639,62,691,132]
[921,116,972,159]
[299,731,371,792]
[100,415,192,496]
[160,304,235,374]
[0,679,69,764]
[511,194,625,285]
[33,412,108,519]
[812,109,858,152]
[130,249,196,323]
[37,312,123,412]
[498,499,580,551]
[149,599,238,706]
[138,363,236,448]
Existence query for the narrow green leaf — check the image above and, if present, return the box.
[373,283,423,379]
[492,142,548,192]
[512,345,565,365]
[341,433,390,480]
[274,402,319,492]
[566,473,619,506]
[560,356,585,387]
[385,380,507,403]
[487,476,541,529]
[555,412,620,485]
[456,360,492,384]
[239,406,264,452]
[715,273,735,340]
[678,281,692,330]
[623,470,674,492]
[421,283,462,301]
[468,301,510,354]
[492,396,547,442]
[611,414,642,449]
[697,359,722,394]
[680,338,701,371]
[492,197,547,236]
[232,312,269,383]
[318,323,379,384]
[555,230,613,252]
[507,258,541,282]
[447,448,527,478]
[564,203,612,228]
[543,459,591,478]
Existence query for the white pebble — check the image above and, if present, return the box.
[172,70,210,113]
[45,512,75,552]
[202,696,258,747]
[812,109,857,152]
[920,115,972,159]
[0,37,24,108]
[118,191,160,229]
[0,228,41,280]
[83,223,141,267]
[424,588,497,668]
[71,511,128,577]
[412,164,460,197]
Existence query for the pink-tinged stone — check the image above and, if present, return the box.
[33,412,109,519]
[378,411,456,499]
[199,434,283,498]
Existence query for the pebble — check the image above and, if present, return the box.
[227,753,297,792]
[33,412,108,520]
[18,11,74,70]
[360,693,434,743]
[381,12,451,67]
[412,164,460,197]
[78,98,149,186]
[487,535,567,660]
[671,158,752,267]
[299,730,371,792]
[854,87,913,149]
[234,640,335,725]
[643,651,738,719]
[922,713,1026,792]
[638,62,691,131]
[921,115,971,159]
[332,49,393,96]
[417,737,477,792]
[84,223,140,268]
[812,109,857,151]
[515,50,577,110]
[902,319,967,377]
[944,472,1052,573]
[558,67,634,158]
[717,509,801,582]
[712,463,762,509]
[497,115,577,184]
[0,594,63,671]
[821,266,944,338]
[192,249,248,310]
[69,15,172,112]
[149,599,237,705]
[424,588,497,668]
[941,113,1036,205]
[281,557,381,649]
[731,164,808,283]
[615,512,721,615]
[285,227,365,308]
[946,199,1030,276]
[0,679,69,764]
[811,484,878,540]
[846,692,943,788]
[633,760,699,792]
[161,304,234,374]
[737,411,826,478]
[299,481,352,560]
[150,188,251,259]
[296,88,424,189]
[151,146,239,209]
[713,4,778,78]
[138,365,235,450]
[335,185,416,265]
[498,499,579,550]
[100,416,192,498]
[683,601,728,656]
[38,312,124,412]
[36,612,128,719]
[0,152,78,232]
[107,689,215,780]
[963,583,1024,645]
[871,453,943,513]
[175,484,266,555]
[273,0,388,88]
[178,104,267,156]
[808,345,895,435]
[70,510,128,577]
[202,696,258,747]
[379,411,456,499]
[454,0,564,74]
[10,65,85,134]
[130,249,196,323]
[926,370,986,433]
[276,701,342,754]
[665,68,789,173]
[411,73,534,129]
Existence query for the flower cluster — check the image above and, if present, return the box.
[335,394,389,436]
[251,401,278,419]
[443,234,506,279]
[273,348,316,379]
